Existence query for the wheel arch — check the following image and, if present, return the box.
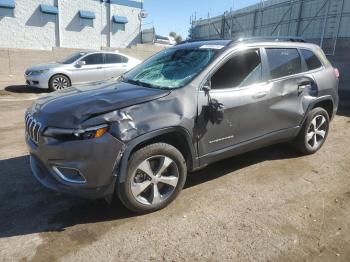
[117,127,198,184]
[308,96,334,120]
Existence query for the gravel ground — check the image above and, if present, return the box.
[0,84,350,262]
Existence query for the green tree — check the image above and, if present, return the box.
[169,32,183,43]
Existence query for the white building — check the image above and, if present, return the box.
[0,0,143,50]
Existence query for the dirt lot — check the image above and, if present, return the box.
[0,84,350,262]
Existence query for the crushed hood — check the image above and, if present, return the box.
[29,81,170,128]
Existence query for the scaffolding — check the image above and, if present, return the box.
[190,0,349,55]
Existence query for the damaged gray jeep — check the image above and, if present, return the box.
[25,37,339,213]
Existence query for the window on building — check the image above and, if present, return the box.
[81,54,103,65]
[211,49,262,90]
[105,54,126,64]
[81,19,94,28]
[0,0,15,17]
[300,49,323,71]
[266,48,302,79]
[116,23,126,31]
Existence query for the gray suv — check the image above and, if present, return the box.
[25,37,339,213]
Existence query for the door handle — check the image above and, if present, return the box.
[97,67,103,69]
[252,91,267,99]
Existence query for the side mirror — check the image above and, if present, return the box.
[202,79,211,93]
[77,60,86,67]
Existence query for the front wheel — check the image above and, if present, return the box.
[49,74,71,91]
[117,143,187,213]
[294,107,330,154]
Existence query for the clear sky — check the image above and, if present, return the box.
[143,0,262,38]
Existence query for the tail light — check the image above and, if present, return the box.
[334,68,340,79]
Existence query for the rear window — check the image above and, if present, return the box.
[105,54,125,64]
[300,49,322,71]
[266,48,302,79]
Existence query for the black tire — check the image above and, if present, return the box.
[294,107,330,154]
[117,143,187,213]
[49,74,71,91]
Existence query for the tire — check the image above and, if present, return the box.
[49,74,71,91]
[117,143,187,213]
[294,107,330,155]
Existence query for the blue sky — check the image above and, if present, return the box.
[143,0,261,38]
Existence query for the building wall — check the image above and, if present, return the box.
[59,0,107,49]
[0,0,142,50]
[110,3,141,48]
[0,0,57,50]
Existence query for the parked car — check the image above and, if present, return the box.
[25,51,141,91]
[25,37,339,213]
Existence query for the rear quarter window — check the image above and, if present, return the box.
[266,48,302,79]
[300,49,323,71]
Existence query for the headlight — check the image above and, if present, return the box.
[44,124,109,140]
[28,69,49,76]
[73,125,108,139]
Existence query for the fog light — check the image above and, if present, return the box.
[52,166,86,184]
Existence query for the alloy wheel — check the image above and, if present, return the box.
[306,115,327,150]
[52,76,69,90]
[131,155,179,206]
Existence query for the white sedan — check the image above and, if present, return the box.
[25,51,141,91]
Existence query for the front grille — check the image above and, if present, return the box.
[25,112,42,144]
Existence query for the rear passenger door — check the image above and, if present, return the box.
[263,47,315,131]
[103,53,129,79]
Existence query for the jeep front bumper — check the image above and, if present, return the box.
[26,132,125,199]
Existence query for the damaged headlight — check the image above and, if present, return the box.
[43,124,109,140]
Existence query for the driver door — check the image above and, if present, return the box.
[196,48,273,157]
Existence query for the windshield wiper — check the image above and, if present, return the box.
[122,78,161,89]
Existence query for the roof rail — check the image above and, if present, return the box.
[175,38,230,46]
[233,36,306,44]
[176,36,306,47]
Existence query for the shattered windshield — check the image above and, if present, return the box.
[122,48,219,89]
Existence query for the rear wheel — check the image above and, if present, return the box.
[49,74,71,91]
[117,143,187,213]
[294,107,329,154]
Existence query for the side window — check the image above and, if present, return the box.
[300,49,322,71]
[211,49,262,90]
[266,48,302,79]
[105,54,124,64]
[81,54,103,65]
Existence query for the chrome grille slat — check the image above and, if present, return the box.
[25,112,42,144]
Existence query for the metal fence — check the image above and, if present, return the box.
[191,0,350,55]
